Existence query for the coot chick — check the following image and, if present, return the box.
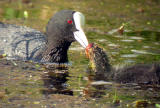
[85,43,112,81]
[86,43,160,84]
[0,10,88,63]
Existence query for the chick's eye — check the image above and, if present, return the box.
[67,20,72,24]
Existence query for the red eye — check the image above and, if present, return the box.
[67,20,72,24]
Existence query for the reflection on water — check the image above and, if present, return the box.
[120,54,138,58]
[0,54,160,107]
[83,67,160,107]
[125,30,160,42]
[41,64,73,95]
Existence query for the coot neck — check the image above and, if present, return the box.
[41,40,71,64]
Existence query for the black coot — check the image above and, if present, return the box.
[0,10,89,63]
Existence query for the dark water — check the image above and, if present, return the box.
[0,0,160,107]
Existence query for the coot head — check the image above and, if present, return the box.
[41,10,88,63]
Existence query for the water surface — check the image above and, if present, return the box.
[0,0,160,107]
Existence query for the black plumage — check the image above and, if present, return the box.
[0,10,87,64]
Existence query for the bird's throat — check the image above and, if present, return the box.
[41,42,71,64]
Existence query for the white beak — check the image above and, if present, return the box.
[73,30,88,48]
[73,12,89,48]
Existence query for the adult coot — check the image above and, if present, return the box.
[0,10,88,63]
